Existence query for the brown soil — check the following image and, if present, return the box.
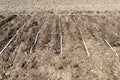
[0,12,120,80]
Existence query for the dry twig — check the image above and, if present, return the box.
[0,21,27,54]
[72,16,90,56]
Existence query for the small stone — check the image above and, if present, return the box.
[0,75,2,79]
[58,66,63,70]
[73,64,79,68]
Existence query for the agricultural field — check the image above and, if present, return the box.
[0,12,120,80]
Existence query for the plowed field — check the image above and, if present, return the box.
[0,12,120,80]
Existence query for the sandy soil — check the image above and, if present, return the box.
[1,0,120,13]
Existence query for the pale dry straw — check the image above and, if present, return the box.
[96,27,119,57]
[0,21,27,54]
[58,19,63,55]
[29,25,43,54]
[72,16,90,56]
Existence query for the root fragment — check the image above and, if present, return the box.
[0,21,27,54]
[96,27,119,57]
[72,16,90,56]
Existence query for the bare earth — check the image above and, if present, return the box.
[0,0,120,80]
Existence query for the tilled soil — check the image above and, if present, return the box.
[0,12,120,80]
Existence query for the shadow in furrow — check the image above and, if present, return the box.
[53,19,61,55]
[0,15,17,28]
